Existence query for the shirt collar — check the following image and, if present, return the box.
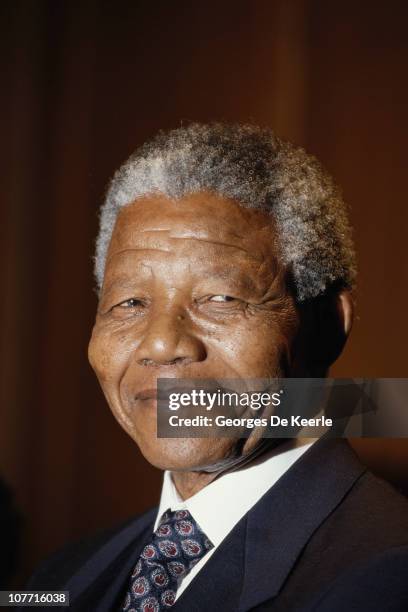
[154,438,317,547]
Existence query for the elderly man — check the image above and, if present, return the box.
[27,124,408,611]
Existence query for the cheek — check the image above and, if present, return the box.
[210,312,298,375]
[88,325,132,384]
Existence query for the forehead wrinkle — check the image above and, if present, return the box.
[109,236,264,264]
[105,246,171,266]
[140,233,254,256]
[116,221,256,252]
[179,235,252,256]
[127,223,247,240]
[162,233,267,264]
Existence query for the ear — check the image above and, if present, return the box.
[336,289,354,337]
[292,288,354,375]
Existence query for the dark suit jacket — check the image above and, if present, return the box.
[24,438,408,611]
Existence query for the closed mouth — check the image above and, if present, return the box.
[134,388,184,401]
[134,389,158,401]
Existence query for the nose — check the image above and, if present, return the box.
[134,310,207,367]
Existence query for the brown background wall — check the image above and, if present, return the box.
[1,0,407,586]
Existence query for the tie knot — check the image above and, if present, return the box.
[138,508,213,568]
[155,508,195,536]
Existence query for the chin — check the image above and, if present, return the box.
[133,434,237,472]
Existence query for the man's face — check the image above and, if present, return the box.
[88,192,300,470]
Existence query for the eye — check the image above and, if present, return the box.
[198,293,245,314]
[117,298,144,308]
[109,297,146,317]
[209,295,237,302]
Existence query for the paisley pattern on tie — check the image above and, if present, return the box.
[121,508,214,611]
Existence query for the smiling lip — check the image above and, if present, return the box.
[134,385,194,402]
[135,389,158,401]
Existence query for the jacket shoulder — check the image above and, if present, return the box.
[258,469,408,611]
[330,469,408,543]
[309,545,408,611]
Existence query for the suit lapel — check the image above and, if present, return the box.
[173,515,247,612]
[238,438,367,611]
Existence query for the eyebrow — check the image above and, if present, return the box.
[203,268,259,291]
[102,268,266,298]
[101,275,146,296]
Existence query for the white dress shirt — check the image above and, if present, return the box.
[154,438,317,600]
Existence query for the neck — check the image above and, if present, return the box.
[170,438,292,499]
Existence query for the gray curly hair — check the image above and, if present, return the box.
[95,122,356,301]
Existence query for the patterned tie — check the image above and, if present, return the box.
[121,508,214,611]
